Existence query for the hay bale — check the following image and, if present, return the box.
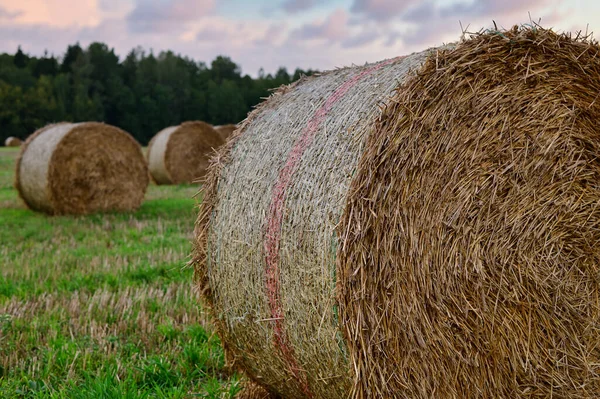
[147,121,223,184]
[4,136,22,147]
[214,124,237,141]
[235,380,278,399]
[192,26,600,398]
[16,122,149,215]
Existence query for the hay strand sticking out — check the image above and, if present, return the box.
[16,122,148,215]
[4,136,22,147]
[147,121,224,185]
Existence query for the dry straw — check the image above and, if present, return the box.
[214,124,237,142]
[193,26,600,398]
[16,122,148,215]
[4,137,23,147]
[147,121,223,184]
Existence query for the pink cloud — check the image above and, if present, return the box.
[0,5,22,19]
[0,0,100,27]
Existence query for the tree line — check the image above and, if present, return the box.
[0,43,316,145]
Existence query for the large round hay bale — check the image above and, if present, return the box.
[16,122,149,215]
[214,124,237,141]
[147,121,223,185]
[4,136,22,147]
[192,27,600,398]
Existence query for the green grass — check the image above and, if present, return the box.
[0,147,240,398]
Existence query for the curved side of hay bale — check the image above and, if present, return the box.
[4,136,23,147]
[17,124,73,213]
[148,126,178,184]
[338,28,600,397]
[215,124,237,141]
[193,49,436,398]
[16,122,149,215]
[147,122,223,184]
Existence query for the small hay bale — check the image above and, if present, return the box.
[16,122,149,215]
[4,136,23,147]
[193,26,600,398]
[214,124,237,141]
[147,121,223,184]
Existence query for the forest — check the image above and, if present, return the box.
[0,43,316,145]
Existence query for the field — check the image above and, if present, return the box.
[0,147,239,398]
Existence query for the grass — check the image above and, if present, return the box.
[0,147,240,398]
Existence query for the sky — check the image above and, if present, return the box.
[0,0,598,76]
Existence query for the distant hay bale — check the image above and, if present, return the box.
[214,124,237,141]
[4,137,22,147]
[16,122,149,215]
[147,121,223,185]
[192,26,600,398]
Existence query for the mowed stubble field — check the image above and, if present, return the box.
[0,147,239,398]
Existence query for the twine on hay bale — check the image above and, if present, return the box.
[193,26,600,398]
[147,121,223,185]
[15,122,148,215]
[4,136,23,147]
[214,124,237,142]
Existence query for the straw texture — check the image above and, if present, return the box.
[147,121,223,184]
[4,136,22,147]
[16,122,148,215]
[236,380,278,399]
[193,49,436,398]
[340,26,600,398]
[193,26,600,398]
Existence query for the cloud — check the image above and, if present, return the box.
[290,8,349,42]
[253,23,288,46]
[127,0,215,34]
[440,0,550,19]
[281,0,316,14]
[0,5,22,19]
[0,0,591,79]
[341,29,379,48]
[0,0,100,27]
[403,0,557,26]
[0,23,81,55]
[350,0,418,22]
[382,0,560,49]
[196,25,232,42]
[98,0,124,12]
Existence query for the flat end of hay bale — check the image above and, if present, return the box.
[339,25,600,397]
